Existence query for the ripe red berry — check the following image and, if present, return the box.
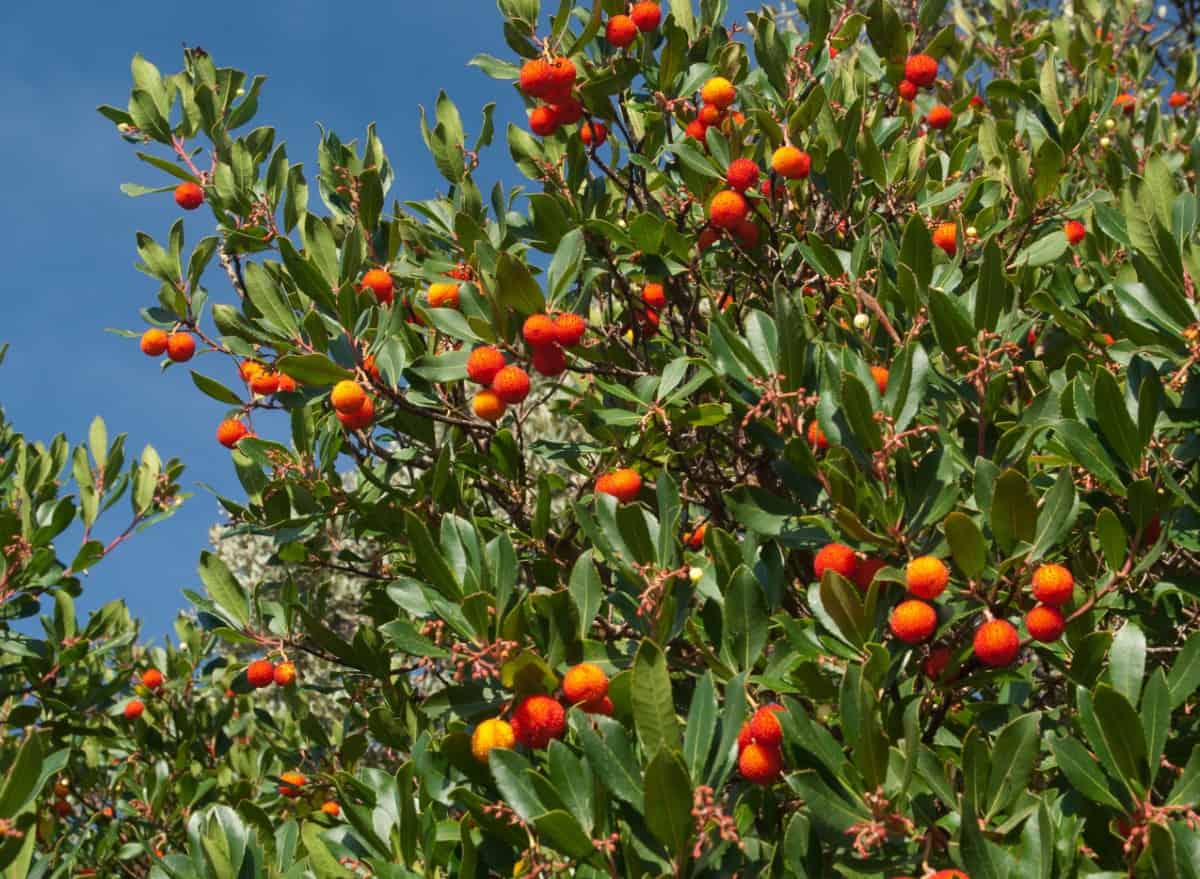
[580,121,608,146]
[898,79,918,101]
[926,104,954,130]
[473,390,506,422]
[523,314,558,347]
[932,222,957,257]
[1025,605,1065,642]
[685,118,708,141]
[166,333,195,363]
[606,14,638,48]
[814,543,857,581]
[709,190,748,229]
[273,661,297,686]
[974,619,1020,667]
[771,146,811,179]
[890,600,938,645]
[904,54,939,88]
[1031,563,1074,606]
[467,346,506,385]
[492,366,531,404]
[726,157,760,193]
[140,328,168,356]
[140,669,164,690]
[531,344,567,377]
[630,1,662,31]
[906,556,950,599]
[807,420,829,450]
[530,106,559,137]
[551,98,583,125]
[749,704,785,748]
[554,313,587,347]
[216,419,249,449]
[123,699,145,721]
[174,182,204,210]
[562,663,609,705]
[246,659,275,688]
[360,268,394,305]
[1064,220,1086,246]
[738,742,783,785]
[337,396,375,430]
[1168,91,1188,109]
[642,282,667,310]
[511,694,567,748]
[596,468,642,504]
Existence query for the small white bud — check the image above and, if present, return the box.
[852,313,870,330]
[1104,118,1116,130]
[236,87,246,96]
[1100,136,1111,148]
[965,225,978,238]
[688,567,704,583]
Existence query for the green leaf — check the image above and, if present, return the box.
[1015,230,1068,267]
[1095,508,1127,572]
[1108,621,1146,704]
[944,512,987,579]
[1049,735,1123,809]
[840,372,883,451]
[725,566,768,670]
[243,262,300,337]
[1141,669,1170,776]
[985,712,1041,820]
[1092,367,1143,470]
[1090,684,1149,795]
[572,715,643,809]
[568,551,602,640]
[818,570,868,647]
[643,749,692,860]
[198,551,249,628]
[1030,469,1078,561]
[488,749,545,822]
[532,811,594,860]
[1167,631,1200,708]
[683,672,717,780]
[495,253,545,316]
[277,354,353,385]
[974,240,1011,331]
[927,289,975,368]
[404,512,462,600]
[0,733,42,819]
[990,469,1036,553]
[191,371,244,406]
[631,639,680,759]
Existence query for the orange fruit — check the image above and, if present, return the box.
[562,663,609,705]
[701,77,736,110]
[771,146,812,179]
[904,54,938,87]
[813,543,857,580]
[427,282,460,308]
[472,389,506,422]
[246,659,275,689]
[1025,605,1065,642]
[492,366,531,404]
[726,157,760,192]
[890,600,938,644]
[709,190,748,229]
[216,419,249,449]
[1031,563,1074,606]
[140,329,168,356]
[906,556,949,599]
[166,333,196,362]
[467,346,506,385]
[140,669,164,690]
[974,619,1020,667]
[738,742,782,784]
[471,718,516,762]
[330,380,367,414]
[174,182,204,210]
[123,699,145,720]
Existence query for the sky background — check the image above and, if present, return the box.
[0,0,761,641]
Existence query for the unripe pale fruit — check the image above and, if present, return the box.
[709,190,748,229]
[904,54,938,87]
[273,661,297,686]
[1100,136,1111,148]
[278,772,306,798]
[141,669,164,690]
[123,699,145,720]
[890,600,938,644]
[1031,563,1074,606]
[246,659,275,688]
[523,314,558,347]
[906,556,949,599]
[1104,118,1116,130]
[471,718,516,762]
[492,366,531,404]
[726,157,760,193]
[738,742,782,784]
[596,468,642,504]
[974,619,1020,667]
[965,225,979,238]
[511,695,566,748]
[467,346,506,385]
[166,333,195,363]
[630,1,661,31]
[688,566,704,583]
[749,704,785,748]
[174,182,204,210]
[700,77,736,110]
[473,389,506,422]
[853,313,870,330]
[814,543,857,580]
[216,419,249,449]
[606,14,638,47]
[1025,605,1065,642]
[933,222,957,257]
[331,381,367,414]
[1064,220,1086,246]
[554,313,587,346]
[562,662,609,705]
[428,282,460,309]
[360,269,394,305]
[771,145,811,179]
[140,329,168,356]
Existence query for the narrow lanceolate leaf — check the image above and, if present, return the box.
[631,640,680,759]
[944,512,988,579]
[198,551,249,628]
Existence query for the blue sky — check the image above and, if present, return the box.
[0,0,757,640]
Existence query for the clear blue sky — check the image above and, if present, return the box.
[0,0,757,640]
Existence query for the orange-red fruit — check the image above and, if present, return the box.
[734,218,760,249]
[697,226,722,251]
[544,57,577,102]
[554,313,587,347]
[552,98,584,125]
[606,14,638,47]
[140,329,168,356]
[596,468,643,504]
[531,344,567,377]
[166,333,195,363]
[360,268,394,305]
[870,365,889,395]
[738,742,783,785]
[898,79,918,101]
[331,380,367,414]
[807,421,829,450]
[519,59,552,98]
[321,801,341,817]
[511,694,567,748]
[904,54,939,88]
[890,599,938,645]
[1168,91,1188,109]
[926,104,954,130]
[749,704,785,748]
[562,662,609,705]
[698,104,723,126]
[1025,605,1065,642]
[772,145,811,179]
[853,557,886,591]
[631,1,662,31]
[428,282,460,309]
[246,659,275,689]
[1114,93,1136,115]
[581,696,614,716]
[278,772,306,798]
[736,722,754,754]
[523,314,559,347]
[726,158,760,193]
[216,419,249,449]
[530,106,559,137]
[492,366,531,404]
[337,395,375,430]
[683,521,707,550]
[642,283,667,310]
[276,374,297,393]
[923,646,951,679]
[1064,220,1086,246]
[174,182,204,210]
[974,619,1020,667]
[141,669,164,690]
[273,661,297,687]
[701,76,736,110]
[686,118,709,140]
[123,699,145,721]
[933,222,957,257]
[814,543,858,581]
[580,121,608,146]
[467,346,507,385]
[1031,563,1074,606]
[970,95,986,109]
[930,872,970,879]
[473,389,506,422]
[906,556,950,599]
[709,190,748,230]
[249,372,279,396]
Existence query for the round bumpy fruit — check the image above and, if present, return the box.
[904,53,939,87]
[709,190,748,229]
[141,669,164,690]
[246,659,275,689]
[562,662,609,705]
[923,646,952,679]
[686,118,708,140]
[771,145,812,179]
[906,556,950,599]
[926,104,954,130]
[273,661,297,687]
[166,333,195,363]
[428,282,460,309]
[1115,93,1136,114]
[582,696,614,716]
[337,395,375,430]
[807,421,829,450]
[898,79,918,101]
[749,704,785,748]
[123,699,145,721]
[596,468,642,504]
[814,543,857,581]
[726,157,760,192]
[684,521,707,550]
[1064,220,1086,246]
[642,282,667,310]
[531,344,567,377]
[630,1,661,31]
[871,365,889,394]
[1168,91,1188,108]
[140,328,168,356]
[278,772,306,798]
[330,380,367,414]
[738,742,783,785]
[511,695,567,749]
[606,14,638,47]
[467,346,507,385]
[523,314,558,347]
[1025,605,1065,642]
[174,181,204,210]
[216,419,249,449]
[701,76,736,109]
[321,801,341,818]
[360,268,394,305]
[734,218,760,249]
[529,106,559,137]
[933,222,958,257]
[1031,563,1074,606]
[471,718,516,763]
[580,121,608,146]
[473,389,506,422]
[543,57,576,102]
[554,312,587,346]
[891,600,938,644]
[249,372,279,395]
[552,98,583,125]
[276,374,297,393]
[492,366,532,404]
[974,619,1020,667]
[930,871,970,879]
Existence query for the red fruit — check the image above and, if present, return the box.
[581,696,614,716]
[736,722,754,754]
[698,104,723,126]
[1114,93,1136,115]
[321,801,341,817]
[140,329,168,356]
[870,365,889,395]
[807,421,829,450]
[174,182,204,210]
[734,218,760,249]
[166,333,195,363]
[531,344,567,377]
[930,872,970,879]
[771,146,811,179]
[544,57,577,103]
[726,157,760,193]
[580,121,608,146]
[898,79,918,101]
[1064,220,1086,246]
[974,619,1020,667]
[123,699,145,721]
[216,419,249,449]
[969,95,986,110]
[814,543,857,581]
[926,104,954,130]
[631,1,662,31]
[141,669,164,690]
[249,372,279,396]
[606,14,638,47]
[642,283,667,310]
[553,313,587,347]
[337,395,375,430]
[932,222,957,257]
[683,522,707,549]
[246,659,275,688]
[738,742,783,785]
[523,314,558,347]
[492,366,531,404]
[551,98,583,125]
[636,307,660,332]
[467,346,506,385]
[1168,91,1188,109]
[890,600,938,645]
[273,661,297,686]
[530,106,559,136]
[331,380,367,414]
[904,54,939,88]
[853,557,886,591]
[1031,564,1074,606]
[562,663,609,705]
[519,59,553,99]
[709,190,748,230]
[360,269,394,305]
[473,390,506,422]
[698,226,722,251]
[596,468,642,504]
[685,118,708,141]
[511,694,567,748]
[828,46,839,58]
[276,374,297,393]
[923,646,951,679]
[278,772,306,798]
[428,282,460,309]
[749,704,785,748]
[1025,605,1065,642]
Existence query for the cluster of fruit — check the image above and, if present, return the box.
[245,657,297,689]
[121,667,164,721]
[734,704,786,785]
